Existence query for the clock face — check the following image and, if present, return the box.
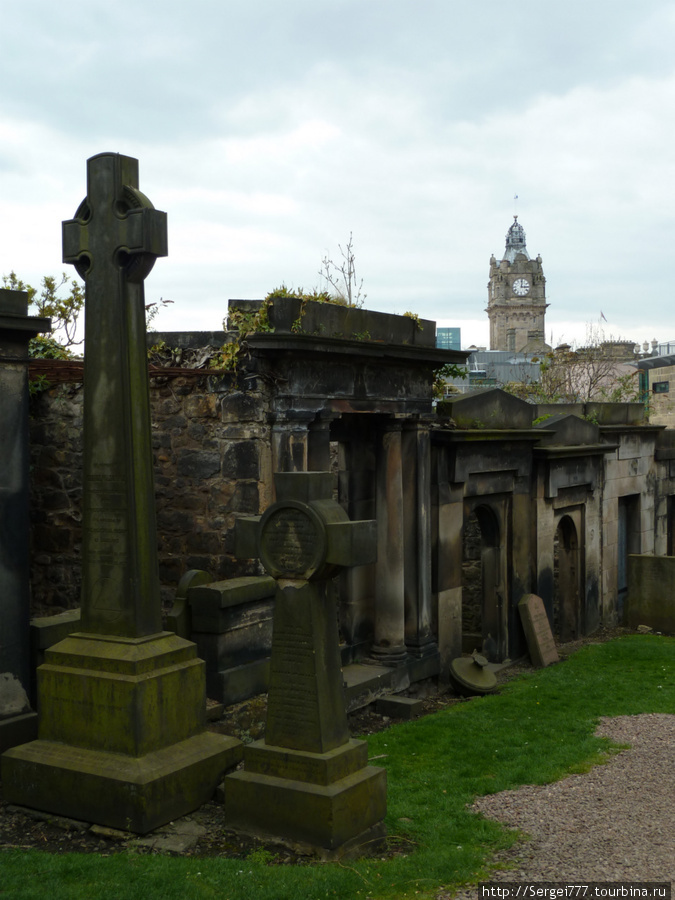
[513,277,530,296]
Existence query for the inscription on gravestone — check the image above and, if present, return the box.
[62,152,167,637]
[261,506,323,577]
[518,593,559,668]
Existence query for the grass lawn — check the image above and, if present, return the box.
[1,634,673,899]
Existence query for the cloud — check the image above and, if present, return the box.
[2,1,675,347]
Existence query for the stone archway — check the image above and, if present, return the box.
[553,515,580,642]
[462,504,503,662]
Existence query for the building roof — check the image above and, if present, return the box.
[502,215,530,263]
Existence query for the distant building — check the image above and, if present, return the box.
[486,217,549,354]
[443,349,541,394]
[436,327,461,351]
[636,353,675,427]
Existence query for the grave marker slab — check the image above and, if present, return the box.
[225,471,387,858]
[518,594,559,668]
[2,153,241,832]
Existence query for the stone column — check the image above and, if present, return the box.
[0,289,50,752]
[271,411,314,473]
[371,421,407,665]
[308,411,337,472]
[431,441,463,674]
[336,434,376,658]
[402,421,438,662]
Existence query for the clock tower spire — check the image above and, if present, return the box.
[486,216,549,353]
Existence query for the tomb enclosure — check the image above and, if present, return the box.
[25,333,675,700]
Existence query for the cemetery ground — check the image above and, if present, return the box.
[0,629,673,900]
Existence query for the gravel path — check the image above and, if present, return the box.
[444,714,675,898]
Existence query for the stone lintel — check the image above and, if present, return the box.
[2,732,241,834]
[243,738,368,786]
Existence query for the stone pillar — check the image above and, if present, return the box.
[271,411,313,473]
[307,412,335,472]
[402,421,438,664]
[0,290,50,753]
[337,434,376,657]
[371,421,407,665]
[431,443,463,675]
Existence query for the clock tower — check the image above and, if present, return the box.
[486,216,549,353]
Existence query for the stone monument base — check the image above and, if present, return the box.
[1,631,242,833]
[3,732,237,833]
[223,738,387,858]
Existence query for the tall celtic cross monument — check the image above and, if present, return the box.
[225,471,387,858]
[2,153,241,833]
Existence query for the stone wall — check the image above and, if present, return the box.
[28,366,272,614]
[625,554,675,633]
[601,427,660,622]
[29,383,84,613]
[645,362,675,427]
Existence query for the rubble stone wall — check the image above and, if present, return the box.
[28,369,271,615]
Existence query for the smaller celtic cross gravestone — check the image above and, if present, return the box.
[224,471,387,857]
[2,153,241,833]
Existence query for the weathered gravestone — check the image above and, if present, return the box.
[518,593,559,668]
[0,289,50,752]
[225,471,387,858]
[2,153,241,832]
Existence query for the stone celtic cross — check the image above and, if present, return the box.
[62,153,168,637]
[227,472,386,855]
[236,472,377,753]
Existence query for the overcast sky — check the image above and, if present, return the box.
[2,0,674,350]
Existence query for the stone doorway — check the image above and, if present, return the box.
[461,504,503,662]
[617,494,640,619]
[553,515,580,642]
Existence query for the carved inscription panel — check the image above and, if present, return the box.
[259,505,326,579]
[84,463,127,621]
